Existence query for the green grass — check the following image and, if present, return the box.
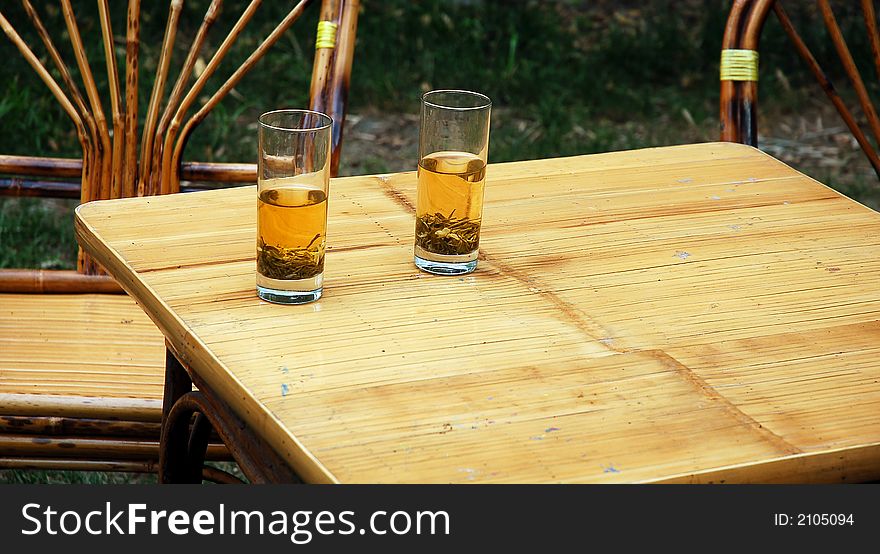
[0,198,77,269]
[1,0,880,483]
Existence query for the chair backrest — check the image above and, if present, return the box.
[0,0,359,281]
[720,0,880,179]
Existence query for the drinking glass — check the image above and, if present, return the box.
[256,109,331,304]
[414,90,492,275]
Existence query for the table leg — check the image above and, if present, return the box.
[159,344,302,484]
[159,345,200,483]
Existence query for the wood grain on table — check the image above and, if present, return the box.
[75,142,880,483]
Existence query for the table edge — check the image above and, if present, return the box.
[73,209,341,484]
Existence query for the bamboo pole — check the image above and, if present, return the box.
[78,142,95,276]
[169,0,313,193]
[149,0,224,196]
[0,392,162,422]
[308,0,341,119]
[60,0,113,203]
[719,0,750,143]
[19,0,100,196]
[861,0,880,84]
[159,0,263,196]
[818,0,880,150]
[0,269,123,294]
[0,155,256,183]
[0,178,80,198]
[773,2,880,179]
[323,0,359,176]
[0,155,82,177]
[98,0,125,200]
[739,0,774,147]
[138,0,184,197]
[123,0,141,197]
[0,436,228,461]
[0,415,160,437]
[0,459,159,474]
[0,175,250,198]
[0,11,93,206]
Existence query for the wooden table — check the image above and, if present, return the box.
[74,142,880,483]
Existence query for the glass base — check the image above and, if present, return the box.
[257,285,322,304]
[414,255,477,275]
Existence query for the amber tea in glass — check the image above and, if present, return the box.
[256,110,331,304]
[415,90,491,275]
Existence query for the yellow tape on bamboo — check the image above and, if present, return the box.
[315,21,338,49]
[720,49,759,81]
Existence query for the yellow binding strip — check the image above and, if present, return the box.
[720,49,759,81]
[316,21,338,49]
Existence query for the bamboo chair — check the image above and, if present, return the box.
[0,0,359,478]
[720,0,880,179]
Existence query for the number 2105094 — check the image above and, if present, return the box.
[774,513,854,526]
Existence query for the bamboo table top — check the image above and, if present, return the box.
[75,142,880,483]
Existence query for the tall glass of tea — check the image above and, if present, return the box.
[256,109,331,304]
[414,90,491,275]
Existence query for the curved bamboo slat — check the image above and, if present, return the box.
[159,0,263,196]
[19,0,99,194]
[2,0,352,202]
[138,0,184,197]
[1,0,356,281]
[0,11,93,198]
[170,0,312,193]
[149,0,224,196]
[0,7,97,273]
[60,0,112,203]
[98,0,125,199]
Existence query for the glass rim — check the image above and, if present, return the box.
[422,89,492,111]
[258,109,332,132]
